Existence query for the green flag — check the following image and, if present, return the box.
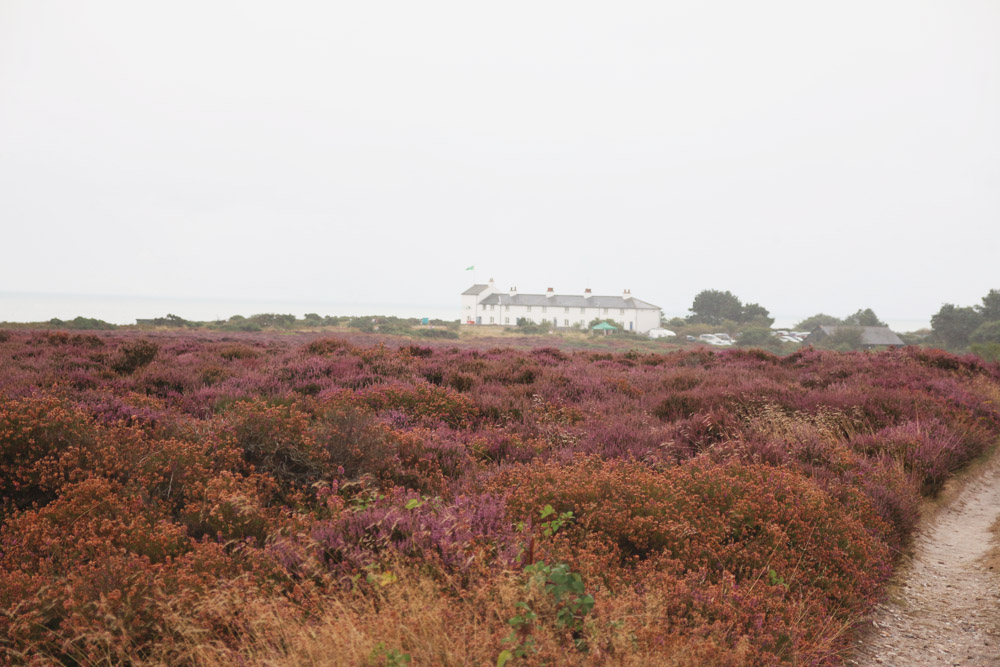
[465,265,475,271]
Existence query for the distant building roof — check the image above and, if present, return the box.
[477,292,660,310]
[808,325,905,347]
[462,284,490,296]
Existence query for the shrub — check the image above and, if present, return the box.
[219,343,261,360]
[515,318,549,334]
[416,328,459,340]
[971,342,1000,363]
[221,400,328,494]
[736,327,782,351]
[0,396,99,509]
[305,337,355,356]
[501,456,892,658]
[110,339,160,374]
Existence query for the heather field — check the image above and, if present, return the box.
[1,330,999,665]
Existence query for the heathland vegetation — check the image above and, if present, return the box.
[1,330,998,664]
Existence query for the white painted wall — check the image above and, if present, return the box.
[461,280,499,324]
[460,293,478,324]
[475,299,661,333]
[636,308,661,333]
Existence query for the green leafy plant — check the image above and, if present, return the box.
[525,561,595,638]
[500,506,593,662]
[368,642,411,666]
[538,504,574,538]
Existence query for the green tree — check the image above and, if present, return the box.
[248,313,297,328]
[931,304,982,348]
[842,308,886,327]
[741,302,774,327]
[348,316,375,332]
[795,313,841,330]
[977,289,1000,322]
[970,320,1000,345]
[688,290,744,325]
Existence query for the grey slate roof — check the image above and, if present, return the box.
[809,325,905,346]
[477,292,660,310]
[462,284,490,296]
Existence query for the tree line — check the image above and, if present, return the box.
[673,288,1000,360]
[675,290,887,331]
[930,289,1000,359]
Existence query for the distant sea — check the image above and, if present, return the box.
[0,292,459,326]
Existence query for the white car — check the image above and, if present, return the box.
[698,334,732,346]
[648,328,676,339]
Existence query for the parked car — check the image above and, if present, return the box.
[648,328,676,339]
[698,334,732,346]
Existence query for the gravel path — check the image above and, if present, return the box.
[850,456,1000,666]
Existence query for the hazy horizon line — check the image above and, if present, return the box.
[0,290,933,331]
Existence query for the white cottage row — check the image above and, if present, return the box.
[461,280,662,333]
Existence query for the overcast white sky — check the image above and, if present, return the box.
[1,1,998,324]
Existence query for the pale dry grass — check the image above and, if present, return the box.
[129,566,730,667]
[146,571,512,666]
[735,402,866,449]
[135,563,648,667]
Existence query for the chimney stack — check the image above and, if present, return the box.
[509,286,518,296]
[622,288,631,298]
[546,287,554,297]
